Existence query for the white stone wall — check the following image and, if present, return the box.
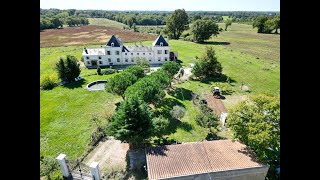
[154,46,171,64]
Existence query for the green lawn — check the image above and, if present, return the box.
[40,46,122,160]
[88,18,128,29]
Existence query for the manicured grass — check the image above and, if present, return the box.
[88,18,128,29]
[40,46,122,160]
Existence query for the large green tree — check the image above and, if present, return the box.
[56,55,81,83]
[191,20,219,43]
[125,65,145,79]
[165,9,189,39]
[191,47,222,79]
[105,72,138,99]
[152,115,170,138]
[228,94,280,179]
[162,61,181,78]
[252,15,270,33]
[107,95,153,148]
[224,19,232,31]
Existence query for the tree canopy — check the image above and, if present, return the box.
[165,9,189,39]
[107,95,153,148]
[225,19,232,31]
[191,20,219,43]
[105,71,138,98]
[161,61,181,78]
[253,15,280,34]
[228,94,280,179]
[192,47,222,79]
[56,55,81,83]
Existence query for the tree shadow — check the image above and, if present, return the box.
[200,41,230,45]
[146,146,169,156]
[167,88,193,101]
[123,148,147,180]
[154,98,185,119]
[63,79,87,89]
[237,146,261,164]
[205,132,227,141]
[199,74,236,84]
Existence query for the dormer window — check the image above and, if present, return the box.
[160,42,163,46]
[111,42,114,47]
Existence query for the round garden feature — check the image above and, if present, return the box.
[86,80,107,91]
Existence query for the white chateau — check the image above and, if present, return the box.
[82,35,175,68]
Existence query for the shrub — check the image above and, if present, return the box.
[40,156,60,179]
[41,76,57,90]
[170,105,186,120]
[101,68,117,75]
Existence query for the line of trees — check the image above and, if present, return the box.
[41,8,278,27]
[253,15,280,34]
[106,62,181,148]
[40,9,90,31]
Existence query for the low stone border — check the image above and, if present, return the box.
[86,80,107,91]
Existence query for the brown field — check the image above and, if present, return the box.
[40,25,156,47]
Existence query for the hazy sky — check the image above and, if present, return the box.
[40,0,280,11]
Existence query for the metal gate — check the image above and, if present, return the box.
[66,159,93,180]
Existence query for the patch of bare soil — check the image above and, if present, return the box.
[40,25,156,48]
[83,137,129,174]
[204,94,228,116]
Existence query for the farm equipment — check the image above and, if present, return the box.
[212,87,221,99]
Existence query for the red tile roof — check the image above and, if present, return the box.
[146,140,265,180]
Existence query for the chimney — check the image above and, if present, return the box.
[140,41,143,47]
[84,47,88,54]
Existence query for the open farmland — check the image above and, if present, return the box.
[40,25,156,47]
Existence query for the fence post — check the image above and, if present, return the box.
[56,154,70,178]
[90,161,101,180]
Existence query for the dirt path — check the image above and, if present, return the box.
[83,137,129,173]
[204,94,228,116]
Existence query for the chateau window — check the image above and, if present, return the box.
[116,51,120,55]
[137,53,139,55]
[117,58,120,62]
[111,42,114,47]
[125,58,128,62]
[107,51,111,55]
[149,59,152,62]
[131,53,133,55]
[165,58,168,61]
[99,61,102,64]
[125,53,127,55]
[86,57,89,59]
[160,42,163,46]
[165,50,168,54]
[143,53,145,55]
[149,53,151,55]
[157,50,162,54]
[108,58,111,62]
[87,61,90,64]
[98,56,101,59]
[158,57,161,61]
[131,58,134,62]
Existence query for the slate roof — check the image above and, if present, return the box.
[152,35,169,46]
[146,140,265,180]
[106,35,122,47]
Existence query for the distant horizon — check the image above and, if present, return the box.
[40,0,280,11]
[40,8,279,12]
